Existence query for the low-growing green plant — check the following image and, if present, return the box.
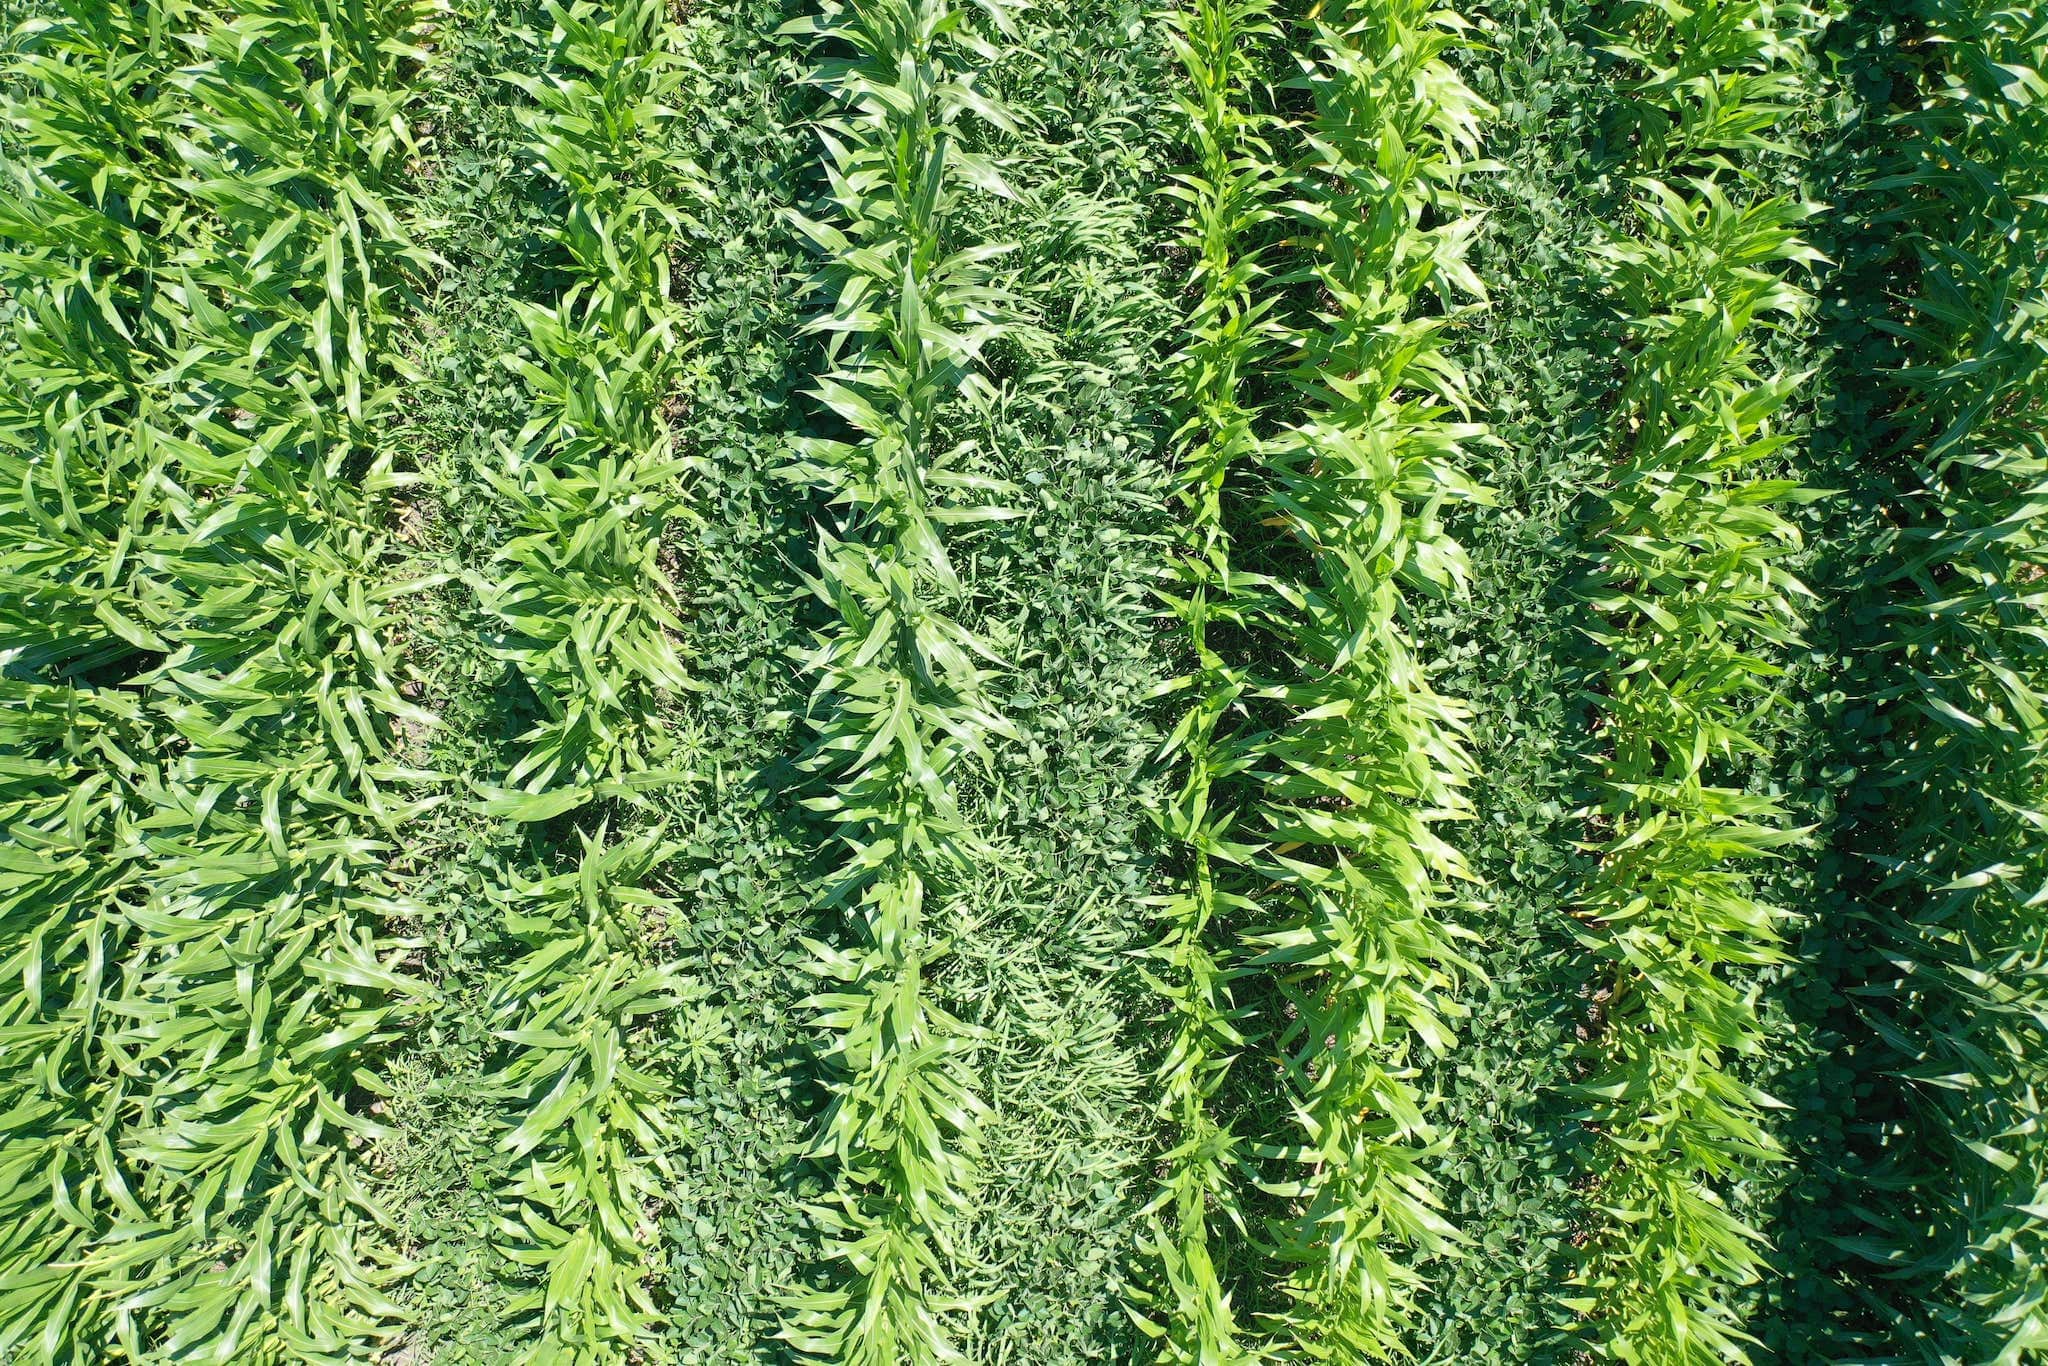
[773,0,1027,1359]
[0,0,442,1356]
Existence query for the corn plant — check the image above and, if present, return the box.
[1136,0,1284,1358]
[1598,0,1812,167]
[1561,193,1815,1362]
[431,2,711,1353]
[0,0,441,1356]
[773,0,1025,1360]
[485,828,694,1360]
[1559,1,1824,1358]
[476,0,704,822]
[1240,0,1492,1355]
[1841,1,2048,1354]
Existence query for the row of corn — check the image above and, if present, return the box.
[1559,0,1822,1356]
[775,0,1023,1360]
[1139,0,1494,1356]
[0,0,440,1356]
[465,1,702,1358]
[1841,0,2047,1354]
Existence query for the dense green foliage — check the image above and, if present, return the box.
[1137,0,1277,1354]
[1248,2,1490,1351]
[1557,0,1824,1357]
[0,0,2042,1360]
[1809,0,2048,1354]
[0,0,437,1356]
[773,0,1024,1357]
[479,0,700,818]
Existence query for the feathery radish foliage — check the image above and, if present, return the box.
[0,0,440,1356]
[1139,0,1281,1356]
[1558,0,1823,1358]
[1837,1,2048,1353]
[775,0,1026,1359]
[476,0,703,822]
[1245,0,1491,1354]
